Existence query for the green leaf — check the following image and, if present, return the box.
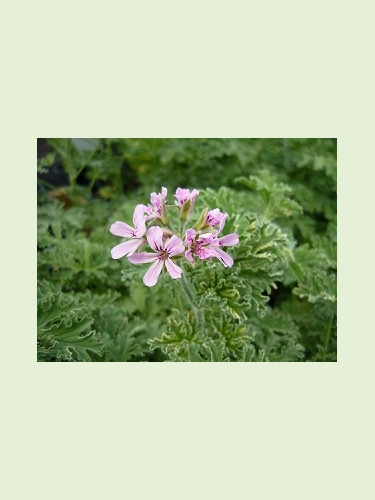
[235,171,302,220]
[37,281,103,362]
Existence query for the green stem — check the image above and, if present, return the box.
[178,220,184,238]
[180,273,205,334]
[180,273,195,307]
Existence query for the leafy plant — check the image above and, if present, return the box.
[37,138,337,362]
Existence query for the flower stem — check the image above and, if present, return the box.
[180,273,195,307]
[180,273,205,334]
[178,220,184,238]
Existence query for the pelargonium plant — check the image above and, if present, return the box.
[110,187,239,287]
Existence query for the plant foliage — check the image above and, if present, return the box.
[37,138,337,361]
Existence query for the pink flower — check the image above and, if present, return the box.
[211,233,240,267]
[185,230,216,263]
[145,187,168,222]
[128,226,185,287]
[174,188,200,207]
[205,209,228,231]
[110,204,147,259]
[185,229,239,268]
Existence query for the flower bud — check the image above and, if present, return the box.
[174,188,199,221]
[193,208,209,230]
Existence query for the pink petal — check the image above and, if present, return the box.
[219,213,229,232]
[206,209,228,229]
[165,235,185,256]
[128,252,158,264]
[111,239,143,259]
[125,239,144,256]
[218,233,239,247]
[146,226,164,252]
[185,228,196,244]
[174,188,199,206]
[197,247,215,260]
[185,249,194,263]
[211,247,234,267]
[161,187,167,198]
[143,259,164,287]
[110,221,135,237]
[190,189,200,200]
[135,225,146,238]
[149,194,162,218]
[133,204,147,237]
[165,258,182,279]
[198,233,216,245]
[206,208,221,225]
[150,192,159,207]
[174,187,190,205]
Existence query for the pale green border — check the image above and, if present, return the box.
[4,0,373,498]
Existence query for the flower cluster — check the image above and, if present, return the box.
[110,187,239,287]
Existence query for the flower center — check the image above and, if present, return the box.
[158,250,169,261]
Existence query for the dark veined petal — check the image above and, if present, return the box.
[146,226,164,252]
[185,228,196,244]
